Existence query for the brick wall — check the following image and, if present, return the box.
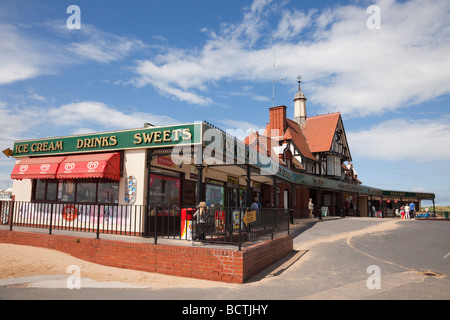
[0,230,293,284]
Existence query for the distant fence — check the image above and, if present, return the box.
[0,200,290,249]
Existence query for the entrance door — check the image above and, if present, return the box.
[227,188,238,208]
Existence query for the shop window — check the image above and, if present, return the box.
[34,179,58,201]
[326,156,342,177]
[98,183,119,204]
[35,180,46,201]
[205,179,225,209]
[58,181,76,202]
[33,179,118,204]
[47,181,58,201]
[149,174,180,207]
[76,182,97,203]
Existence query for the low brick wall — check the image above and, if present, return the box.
[0,230,293,283]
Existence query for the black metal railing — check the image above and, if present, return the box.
[185,207,290,250]
[0,200,290,249]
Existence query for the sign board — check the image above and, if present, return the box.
[243,210,256,225]
[12,123,202,157]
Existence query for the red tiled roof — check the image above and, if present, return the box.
[285,119,316,160]
[245,110,343,165]
[301,112,341,153]
[261,119,316,162]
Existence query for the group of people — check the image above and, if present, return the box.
[397,202,416,219]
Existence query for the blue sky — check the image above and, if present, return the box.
[1,0,449,205]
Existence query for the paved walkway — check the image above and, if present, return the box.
[0,216,401,293]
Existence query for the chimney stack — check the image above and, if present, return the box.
[269,105,287,136]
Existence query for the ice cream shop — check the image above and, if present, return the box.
[0,83,436,284]
[3,82,436,242]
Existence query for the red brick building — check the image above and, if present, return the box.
[245,80,362,218]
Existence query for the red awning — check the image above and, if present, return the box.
[11,156,67,180]
[56,152,121,180]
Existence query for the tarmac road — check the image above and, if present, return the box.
[1,217,449,301]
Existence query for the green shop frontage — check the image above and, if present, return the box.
[4,121,436,240]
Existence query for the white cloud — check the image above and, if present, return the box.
[131,0,450,117]
[348,117,450,162]
[0,24,58,84]
[273,9,315,41]
[0,101,41,142]
[67,24,146,63]
[0,21,146,85]
[46,101,179,132]
[0,100,179,152]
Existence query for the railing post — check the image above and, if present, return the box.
[238,208,242,251]
[9,201,15,231]
[271,208,274,241]
[49,203,54,235]
[154,207,158,244]
[96,204,101,239]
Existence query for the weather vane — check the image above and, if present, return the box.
[297,75,302,90]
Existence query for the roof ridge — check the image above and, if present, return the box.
[307,112,340,119]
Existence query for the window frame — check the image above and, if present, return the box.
[32,178,119,205]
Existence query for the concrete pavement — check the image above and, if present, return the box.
[2,216,449,300]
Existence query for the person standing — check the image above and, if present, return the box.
[409,202,415,218]
[251,197,260,212]
[193,201,207,244]
[405,204,410,219]
[308,198,314,218]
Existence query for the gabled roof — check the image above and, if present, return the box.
[261,120,316,162]
[284,119,316,161]
[301,112,341,153]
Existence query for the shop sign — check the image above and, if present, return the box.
[243,210,256,225]
[227,176,239,188]
[63,204,78,221]
[382,190,434,199]
[12,123,201,157]
[205,178,225,186]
